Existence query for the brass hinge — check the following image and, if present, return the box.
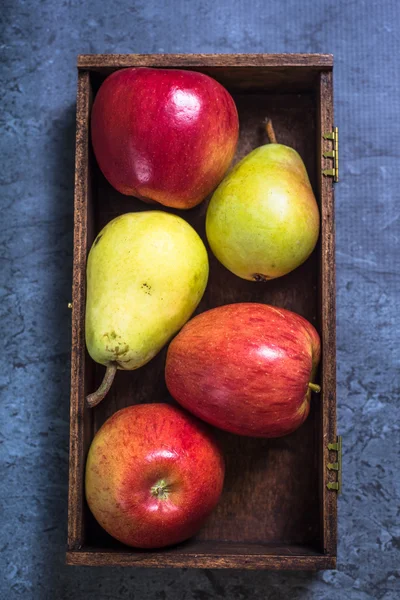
[322,126,339,182]
[326,435,342,494]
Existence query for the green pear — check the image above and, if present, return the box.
[206,121,320,281]
[85,211,209,407]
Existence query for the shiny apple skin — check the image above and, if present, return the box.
[85,403,225,549]
[165,303,321,438]
[91,68,239,209]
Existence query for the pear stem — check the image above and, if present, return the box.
[265,119,277,144]
[308,382,321,394]
[86,364,118,408]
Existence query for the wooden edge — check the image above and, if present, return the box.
[77,53,333,70]
[66,551,336,570]
[67,70,91,550]
[318,71,337,556]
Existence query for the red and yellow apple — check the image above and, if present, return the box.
[85,403,225,548]
[165,303,321,438]
[91,67,239,209]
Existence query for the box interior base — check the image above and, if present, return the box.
[80,70,324,560]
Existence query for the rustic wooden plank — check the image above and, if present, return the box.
[67,70,92,551]
[318,70,337,556]
[78,53,333,70]
[66,550,336,570]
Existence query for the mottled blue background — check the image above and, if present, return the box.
[1,0,399,598]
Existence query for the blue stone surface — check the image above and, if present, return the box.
[1,1,399,598]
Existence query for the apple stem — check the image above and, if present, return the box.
[86,364,118,408]
[265,119,277,144]
[308,382,321,394]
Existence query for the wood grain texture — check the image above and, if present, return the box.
[66,553,335,570]
[67,71,92,551]
[66,545,336,570]
[79,54,333,93]
[68,56,337,569]
[78,53,333,69]
[318,70,338,556]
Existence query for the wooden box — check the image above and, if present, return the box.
[67,54,337,570]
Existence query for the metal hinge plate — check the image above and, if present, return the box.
[327,435,342,494]
[323,126,339,182]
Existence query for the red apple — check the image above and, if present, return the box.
[165,303,321,438]
[91,67,239,209]
[85,403,224,548]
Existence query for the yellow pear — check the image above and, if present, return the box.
[206,121,320,281]
[85,211,209,407]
